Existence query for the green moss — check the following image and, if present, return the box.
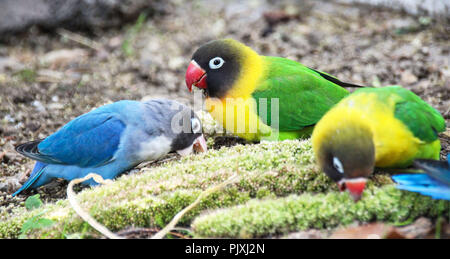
[14,69,36,83]
[0,140,314,238]
[192,186,449,238]
[0,138,447,238]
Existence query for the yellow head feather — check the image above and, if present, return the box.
[221,39,265,98]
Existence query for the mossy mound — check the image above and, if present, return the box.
[192,185,449,238]
[0,138,448,238]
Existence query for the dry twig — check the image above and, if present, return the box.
[67,173,123,239]
[57,29,103,51]
[152,172,239,239]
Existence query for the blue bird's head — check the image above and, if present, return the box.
[142,99,207,156]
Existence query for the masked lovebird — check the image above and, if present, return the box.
[392,154,450,200]
[185,38,363,141]
[12,99,207,196]
[311,85,446,201]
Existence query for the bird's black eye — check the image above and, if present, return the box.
[209,57,225,69]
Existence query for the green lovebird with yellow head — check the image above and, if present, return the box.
[185,39,363,141]
[312,86,446,201]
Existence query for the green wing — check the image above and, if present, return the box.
[391,86,446,142]
[252,56,351,131]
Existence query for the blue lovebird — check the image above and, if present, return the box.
[12,99,207,196]
[392,154,450,200]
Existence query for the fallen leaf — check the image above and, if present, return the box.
[401,70,418,85]
[396,217,432,239]
[330,223,405,239]
[263,11,299,25]
[40,49,88,68]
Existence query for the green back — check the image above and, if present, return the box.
[252,56,350,131]
[354,86,446,142]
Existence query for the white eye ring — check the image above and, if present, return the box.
[209,57,225,69]
[191,118,201,134]
[333,157,344,174]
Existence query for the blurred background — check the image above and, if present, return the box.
[0,0,449,198]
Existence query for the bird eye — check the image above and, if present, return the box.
[191,118,201,133]
[333,157,344,174]
[209,57,225,69]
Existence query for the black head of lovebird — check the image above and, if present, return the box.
[165,101,208,156]
[185,39,245,98]
[313,124,375,201]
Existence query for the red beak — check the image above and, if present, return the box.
[185,60,207,92]
[193,135,208,153]
[176,135,208,157]
[338,178,367,202]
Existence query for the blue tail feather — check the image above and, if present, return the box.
[396,183,450,200]
[12,162,47,197]
[392,155,450,201]
[392,174,436,185]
